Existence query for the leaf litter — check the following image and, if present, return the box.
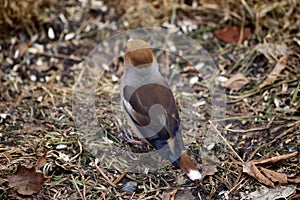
[1,0,300,199]
[8,152,48,195]
[224,72,250,91]
[242,151,299,188]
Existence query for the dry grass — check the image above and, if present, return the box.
[0,0,65,37]
[0,0,299,199]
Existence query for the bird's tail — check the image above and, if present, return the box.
[178,151,202,181]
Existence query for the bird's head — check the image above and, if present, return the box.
[124,39,154,68]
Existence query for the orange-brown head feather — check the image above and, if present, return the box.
[125,39,154,68]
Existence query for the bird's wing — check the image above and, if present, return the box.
[122,83,181,145]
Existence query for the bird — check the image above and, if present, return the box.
[120,39,201,181]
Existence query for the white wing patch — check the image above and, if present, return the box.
[123,99,134,116]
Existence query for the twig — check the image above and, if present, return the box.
[113,171,128,185]
[209,120,244,163]
[211,115,258,122]
[95,163,117,187]
[229,177,250,193]
[80,172,87,200]
[240,0,254,19]
[71,174,86,200]
[40,85,55,106]
[226,127,268,133]
[229,177,248,194]
[28,49,82,61]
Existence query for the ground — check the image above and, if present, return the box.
[0,0,299,199]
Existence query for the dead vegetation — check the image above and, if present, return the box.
[0,0,299,199]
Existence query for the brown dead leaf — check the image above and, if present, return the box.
[243,161,275,187]
[259,55,287,89]
[8,165,47,195]
[224,73,250,91]
[259,167,288,184]
[214,26,252,43]
[243,152,299,187]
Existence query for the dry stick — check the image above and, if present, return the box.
[113,171,128,185]
[229,177,245,194]
[212,115,258,122]
[98,186,112,200]
[160,176,171,188]
[237,177,250,193]
[80,171,87,200]
[30,50,82,61]
[238,6,246,44]
[198,192,203,200]
[243,98,258,115]
[97,167,119,200]
[71,174,86,200]
[226,127,268,133]
[40,85,55,106]
[69,140,83,162]
[110,160,144,184]
[240,0,254,18]
[253,151,299,165]
[209,120,244,163]
[95,164,117,187]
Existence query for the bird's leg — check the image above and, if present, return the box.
[121,124,143,146]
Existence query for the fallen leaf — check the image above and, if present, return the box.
[259,55,287,89]
[243,161,274,187]
[8,165,47,195]
[224,73,250,91]
[243,151,299,187]
[259,167,288,184]
[214,26,252,43]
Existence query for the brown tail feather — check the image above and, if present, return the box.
[178,151,202,181]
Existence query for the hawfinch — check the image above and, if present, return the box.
[120,39,201,181]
